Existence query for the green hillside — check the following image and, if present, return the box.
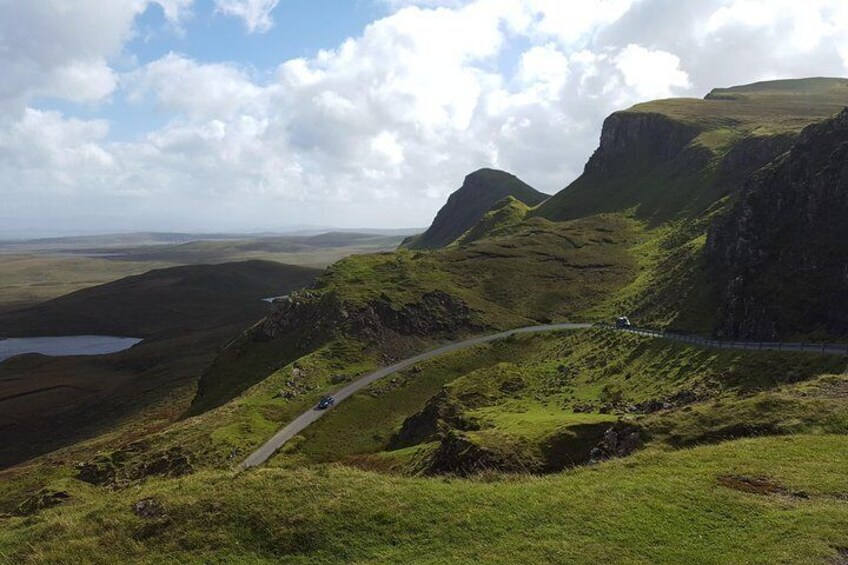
[535,78,848,224]
[404,168,549,249]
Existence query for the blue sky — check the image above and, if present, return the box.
[2,0,848,236]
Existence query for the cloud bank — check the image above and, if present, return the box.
[1,0,848,234]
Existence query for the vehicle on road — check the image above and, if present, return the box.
[316,396,336,410]
[616,316,632,328]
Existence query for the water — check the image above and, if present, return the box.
[0,336,143,364]
[262,295,289,304]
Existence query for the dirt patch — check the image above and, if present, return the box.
[830,547,848,565]
[717,475,809,499]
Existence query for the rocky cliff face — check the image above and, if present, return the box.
[583,112,701,176]
[535,110,719,223]
[406,168,549,249]
[707,108,848,339]
[260,289,479,343]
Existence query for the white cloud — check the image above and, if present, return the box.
[614,44,691,99]
[214,0,280,33]
[0,0,194,111]
[124,53,272,119]
[3,0,848,233]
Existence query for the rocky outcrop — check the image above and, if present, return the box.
[588,424,642,463]
[405,168,549,249]
[260,289,478,343]
[77,444,192,486]
[389,389,479,449]
[14,489,71,516]
[421,430,543,476]
[191,288,479,415]
[534,110,718,223]
[583,112,701,176]
[707,108,848,339]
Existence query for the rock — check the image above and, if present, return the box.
[133,498,166,519]
[14,489,71,516]
[499,377,525,394]
[389,390,479,449]
[422,430,543,476]
[572,403,595,413]
[584,112,701,176]
[589,423,642,463]
[668,389,698,406]
[130,447,192,480]
[77,455,118,486]
[329,374,348,384]
[707,108,848,339]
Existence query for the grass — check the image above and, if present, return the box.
[454,196,530,246]
[314,214,640,329]
[632,77,848,136]
[276,329,845,471]
[2,435,848,563]
[0,254,169,310]
[0,233,406,310]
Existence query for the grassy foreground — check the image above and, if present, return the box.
[1,435,847,564]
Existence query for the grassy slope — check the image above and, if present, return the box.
[183,213,642,419]
[0,260,320,338]
[318,214,640,328]
[3,79,848,562]
[454,196,531,247]
[531,79,848,335]
[0,254,170,311]
[2,436,848,564]
[283,330,845,469]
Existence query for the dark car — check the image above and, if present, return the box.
[316,396,336,410]
[615,316,632,328]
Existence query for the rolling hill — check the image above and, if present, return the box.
[0,260,321,468]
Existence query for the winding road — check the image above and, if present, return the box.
[240,322,591,468]
[240,322,848,469]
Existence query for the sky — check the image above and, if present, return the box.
[1,0,848,236]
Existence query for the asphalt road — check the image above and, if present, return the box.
[240,322,591,469]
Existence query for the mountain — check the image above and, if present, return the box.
[403,168,549,249]
[535,77,848,224]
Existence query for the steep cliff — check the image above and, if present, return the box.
[405,168,549,249]
[535,78,848,224]
[707,108,848,339]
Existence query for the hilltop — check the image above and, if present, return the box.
[403,168,549,249]
[535,77,848,223]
